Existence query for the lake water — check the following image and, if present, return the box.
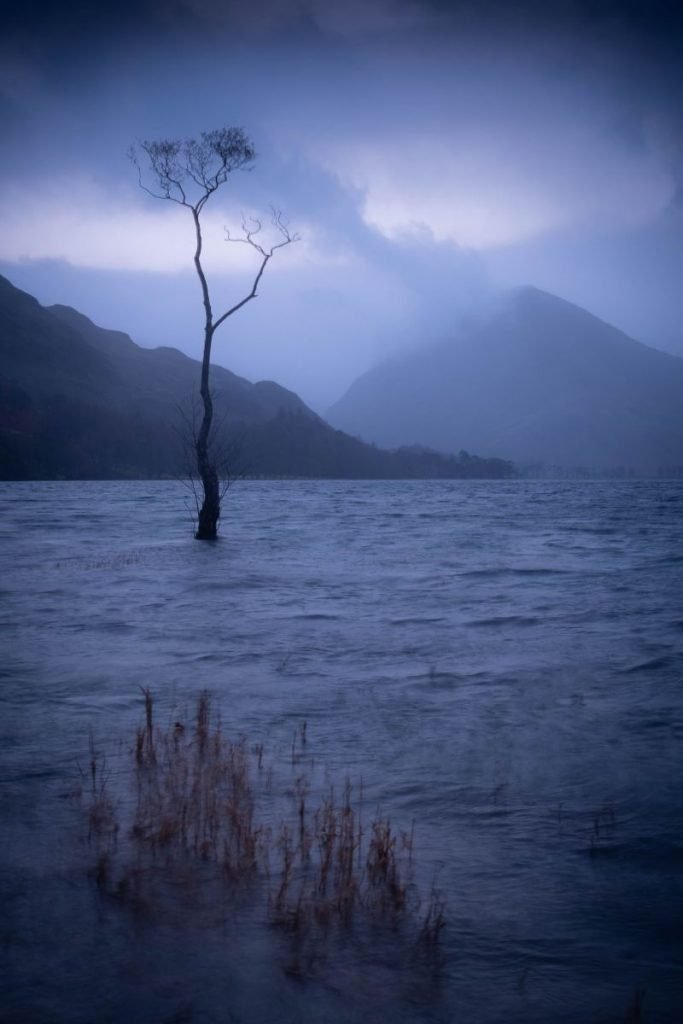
[1,479,682,1023]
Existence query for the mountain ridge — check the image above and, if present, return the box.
[0,274,513,480]
[328,286,683,472]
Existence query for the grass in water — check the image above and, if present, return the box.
[83,690,446,974]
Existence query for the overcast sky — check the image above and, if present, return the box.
[1,0,682,410]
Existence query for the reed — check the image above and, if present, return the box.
[83,730,117,842]
[84,691,445,970]
[130,691,261,878]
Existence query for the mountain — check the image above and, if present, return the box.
[327,287,683,474]
[0,273,311,479]
[0,275,513,480]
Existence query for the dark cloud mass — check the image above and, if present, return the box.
[1,0,682,409]
[8,0,682,46]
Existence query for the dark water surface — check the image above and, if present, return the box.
[1,480,682,1023]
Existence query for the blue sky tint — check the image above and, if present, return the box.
[1,0,682,409]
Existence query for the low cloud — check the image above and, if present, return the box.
[0,179,322,274]
[320,123,676,250]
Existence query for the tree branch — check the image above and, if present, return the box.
[214,210,299,332]
[191,208,213,332]
[212,253,271,332]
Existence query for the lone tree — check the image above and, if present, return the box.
[129,128,297,540]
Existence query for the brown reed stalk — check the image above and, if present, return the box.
[84,690,445,968]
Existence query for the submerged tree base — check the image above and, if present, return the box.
[195,465,220,540]
[195,514,219,541]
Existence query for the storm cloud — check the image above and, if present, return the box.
[2,0,682,408]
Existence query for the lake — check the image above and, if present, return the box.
[1,479,682,1022]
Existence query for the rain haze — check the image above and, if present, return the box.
[2,0,682,411]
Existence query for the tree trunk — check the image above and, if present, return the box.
[195,325,220,540]
[195,453,220,540]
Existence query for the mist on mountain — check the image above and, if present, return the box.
[327,287,683,474]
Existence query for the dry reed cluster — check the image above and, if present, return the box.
[83,690,445,970]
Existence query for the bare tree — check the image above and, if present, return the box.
[129,128,298,539]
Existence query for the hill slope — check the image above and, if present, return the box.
[327,287,683,473]
[0,273,311,479]
[0,275,513,480]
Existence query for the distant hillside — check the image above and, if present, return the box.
[327,287,683,474]
[0,273,310,479]
[0,275,513,480]
[239,412,512,479]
